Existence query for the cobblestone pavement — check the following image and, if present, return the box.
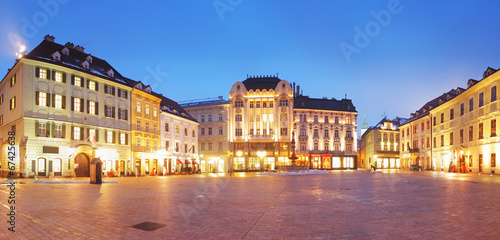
[2,170,500,239]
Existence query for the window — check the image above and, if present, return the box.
[119,109,127,120]
[335,117,339,123]
[136,101,141,112]
[54,124,63,138]
[39,92,47,106]
[38,68,47,79]
[136,120,141,131]
[54,72,63,82]
[433,116,436,126]
[105,85,114,95]
[39,123,47,137]
[146,141,150,151]
[137,139,141,150]
[89,129,96,142]
[119,89,126,98]
[235,114,242,122]
[0,94,3,104]
[88,101,96,114]
[426,120,430,130]
[73,98,81,112]
[185,144,188,153]
[402,129,405,138]
[201,128,205,135]
[421,122,424,131]
[479,92,484,107]
[324,116,329,123]
[236,128,243,136]
[334,130,339,138]
[492,86,497,102]
[153,124,157,134]
[450,109,454,120]
[469,126,473,141]
[73,127,81,140]
[219,114,223,121]
[219,127,223,135]
[185,128,188,136]
[256,101,261,108]
[88,80,96,91]
[469,98,474,112]
[218,142,223,151]
[324,129,329,138]
[313,142,319,151]
[433,137,436,148]
[145,122,150,132]
[201,115,205,122]
[192,130,195,137]
[440,113,444,123]
[250,102,254,108]
[153,108,157,117]
[235,101,243,107]
[324,142,329,151]
[208,127,212,135]
[314,115,318,122]
[74,76,81,87]
[460,129,464,143]
[10,74,16,87]
[208,142,213,151]
[269,102,273,108]
[460,103,464,116]
[426,137,430,148]
[165,141,170,151]
[279,100,288,106]
[175,126,179,134]
[313,129,319,137]
[479,123,483,139]
[107,131,113,143]
[346,144,352,152]
[200,143,205,151]
[450,132,453,145]
[153,142,158,151]
[492,119,497,137]
[10,97,16,110]
[105,105,115,118]
[280,128,288,136]
[175,142,179,152]
[492,153,496,168]
[145,104,150,115]
[208,115,212,122]
[165,123,169,132]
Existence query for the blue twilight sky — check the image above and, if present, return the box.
[1,1,500,135]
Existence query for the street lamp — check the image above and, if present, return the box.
[257,151,266,172]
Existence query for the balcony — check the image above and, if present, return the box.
[248,134,273,140]
[345,136,354,142]
[298,134,308,139]
[409,148,419,153]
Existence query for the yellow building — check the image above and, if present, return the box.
[129,81,162,176]
[0,35,132,178]
[360,117,405,170]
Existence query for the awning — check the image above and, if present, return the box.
[192,160,199,165]
[184,160,191,165]
[176,160,183,165]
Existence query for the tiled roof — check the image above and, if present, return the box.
[152,92,198,123]
[242,76,281,91]
[294,95,357,112]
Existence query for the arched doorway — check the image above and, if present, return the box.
[75,153,90,177]
[218,159,224,173]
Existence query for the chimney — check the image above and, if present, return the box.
[75,45,85,53]
[65,42,74,48]
[44,35,55,42]
[297,85,300,96]
[293,82,296,96]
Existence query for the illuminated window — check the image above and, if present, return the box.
[89,129,96,141]
[39,92,47,106]
[280,127,288,136]
[10,97,16,110]
[153,108,157,117]
[88,81,96,91]
[479,92,484,107]
[492,86,497,102]
[165,123,169,132]
[54,72,62,82]
[54,95,62,109]
[479,123,483,139]
[73,98,81,112]
[10,74,16,87]
[39,123,47,137]
[145,104,150,115]
[136,101,141,112]
[235,128,242,136]
[74,76,81,86]
[469,98,474,112]
[136,120,141,131]
[74,127,81,140]
[492,153,496,168]
[145,122,150,132]
[175,126,179,134]
[107,131,113,143]
[120,133,126,145]
[492,119,497,137]
[88,101,95,114]
[39,68,47,79]
[469,126,473,141]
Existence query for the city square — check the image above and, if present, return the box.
[2,171,500,239]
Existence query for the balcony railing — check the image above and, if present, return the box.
[409,148,419,153]
[298,134,308,139]
[345,136,353,141]
[248,134,273,140]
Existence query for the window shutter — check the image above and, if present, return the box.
[35,121,39,137]
[52,94,56,107]
[112,107,116,118]
[51,122,55,138]
[95,82,99,91]
[71,97,74,111]
[46,69,51,80]
[87,100,90,113]
[71,126,74,140]
[46,93,51,107]
[35,91,39,105]
[62,124,66,139]
[125,91,128,99]
[71,75,75,85]
[112,131,116,144]
[80,98,84,112]
[46,122,51,137]
[104,84,107,93]
[51,71,55,81]
[87,79,90,89]
[112,87,115,96]
[32,160,36,172]
[125,133,128,145]
[95,129,99,142]
[95,102,99,115]
[80,127,84,140]
[62,73,66,83]
[35,67,40,78]
[81,77,85,87]
[104,105,108,117]
[62,96,66,109]
[125,109,128,120]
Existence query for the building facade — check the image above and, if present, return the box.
[182,97,229,173]
[228,76,294,171]
[293,93,358,170]
[159,94,199,174]
[360,117,405,170]
[0,35,132,178]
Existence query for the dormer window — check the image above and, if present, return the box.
[106,69,114,77]
[61,47,69,56]
[144,86,151,93]
[135,83,142,89]
[81,61,89,70]
[86,55,92,63]
[52,51,61,61]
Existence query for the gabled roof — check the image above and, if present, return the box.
[25,39,129,85]
[151,91,197,123]
[361,116,407,139]
[242,75,281,91]
[404,87,464,125]
[294,95,357,112]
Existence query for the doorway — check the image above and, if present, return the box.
[479,154,483,172]
[75,153,90,177]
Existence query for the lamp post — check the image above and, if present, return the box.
[257,151,266,172]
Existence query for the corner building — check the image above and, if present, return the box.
[229,76,294,171]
